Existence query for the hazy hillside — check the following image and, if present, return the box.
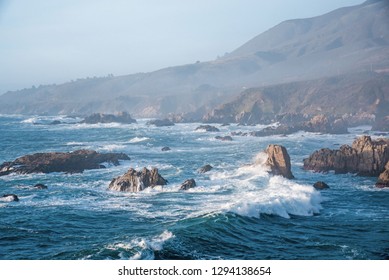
[203,72,389,124]
[0,0,388,117]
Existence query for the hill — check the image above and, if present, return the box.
[0,0,388,117]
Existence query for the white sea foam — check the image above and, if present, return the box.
[102,230,174,260]
[97,144,127,152]
[128,137,150,143]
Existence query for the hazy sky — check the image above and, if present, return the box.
[0,0,364,94]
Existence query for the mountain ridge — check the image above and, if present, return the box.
[0,0,388,117]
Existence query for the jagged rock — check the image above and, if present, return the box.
[376,161,389,188]
[179,179,196,190]
[304,115,348,134]
[146,119,174,127]
[34,183,48,189]
[313,181,330,190]
[108,167,167,192]
[1,194,19,202]
[304,136,389,176]
[250,125,302,137]
[265,144,294,179]
[198,164,213,173]
[82,112,136,124]
[161,147,171,152]
[195,125,220,132]
[0,150,130,176]
[215,136,233,141]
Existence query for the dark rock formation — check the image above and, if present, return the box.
[195,125,220,132]
[313,181,330,190]
[198,164,213,173]
[1,194,19,202]
[215,136,233,141]
[179,179,196,190]
[0,150,130,176]
[108,167,167,192]
[161,147,171,152]
[34,183,48,189]
[82,112,136,124]
[49,120,62,125]
[304,136,389,176]
[265,144,294,179]
[376,161,389,188]
[146,119,174,127]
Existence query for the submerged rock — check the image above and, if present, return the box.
[146,119,174,127]
[108,167,168,192]
[179,179,196,190]
[34,183,48,189]
[198,164,213,173]
[313,181,330,190]
[161,147,171,152]
[81,112,136,124]
[0,150,130,176]
[215,135,233,141]
[265,144,294,179]
[195,125,220,132]
[303,136,389,176]
[1,194,19,202]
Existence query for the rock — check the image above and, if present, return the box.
[304,136,389,176]
[146,119,175,127]
[108,167,167,192]
[34,183,48,189]
[198,164,213,173]
[0,150,130,176]
[265,144,294,179]
[49,120,62,125]
[82,112,136,124]
[215,136,233,141]
[376,161,389,188]
[161,147,171,152]
[179,179,196,190]
[373,115,389,132]
[195,125,220,132]
[313,181,330,190]
[1,194,19,202]
[304,114,348,134]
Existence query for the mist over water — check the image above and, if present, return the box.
[0,115,388,260]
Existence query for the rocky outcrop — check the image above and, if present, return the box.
[303,136,389,176]
[146,119,174,127]
[34,183,48,189]
[1,194,19,202]
[0,150,130,176]
[313,181,330,190]
[215,136,233,141]
[161,147,171,152]
[195,125,220,132]
[198,164,213,173]
[179,179,196,190]
[304,115,348,134]
[265,144,294,179]
[82,112,136,124]
[376,161,389,188]
[108,167,168,192]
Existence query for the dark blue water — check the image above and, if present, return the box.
[0,115,388,260]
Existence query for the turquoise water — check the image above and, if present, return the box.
[0,115,388,259]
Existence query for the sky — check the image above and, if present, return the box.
[0,0,364,94]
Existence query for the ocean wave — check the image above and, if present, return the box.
[97,144,127,152]
[225,176,322,219]
[91,230,174,260]
[128,137,150,143]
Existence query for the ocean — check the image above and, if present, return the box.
[0,115,388,260]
